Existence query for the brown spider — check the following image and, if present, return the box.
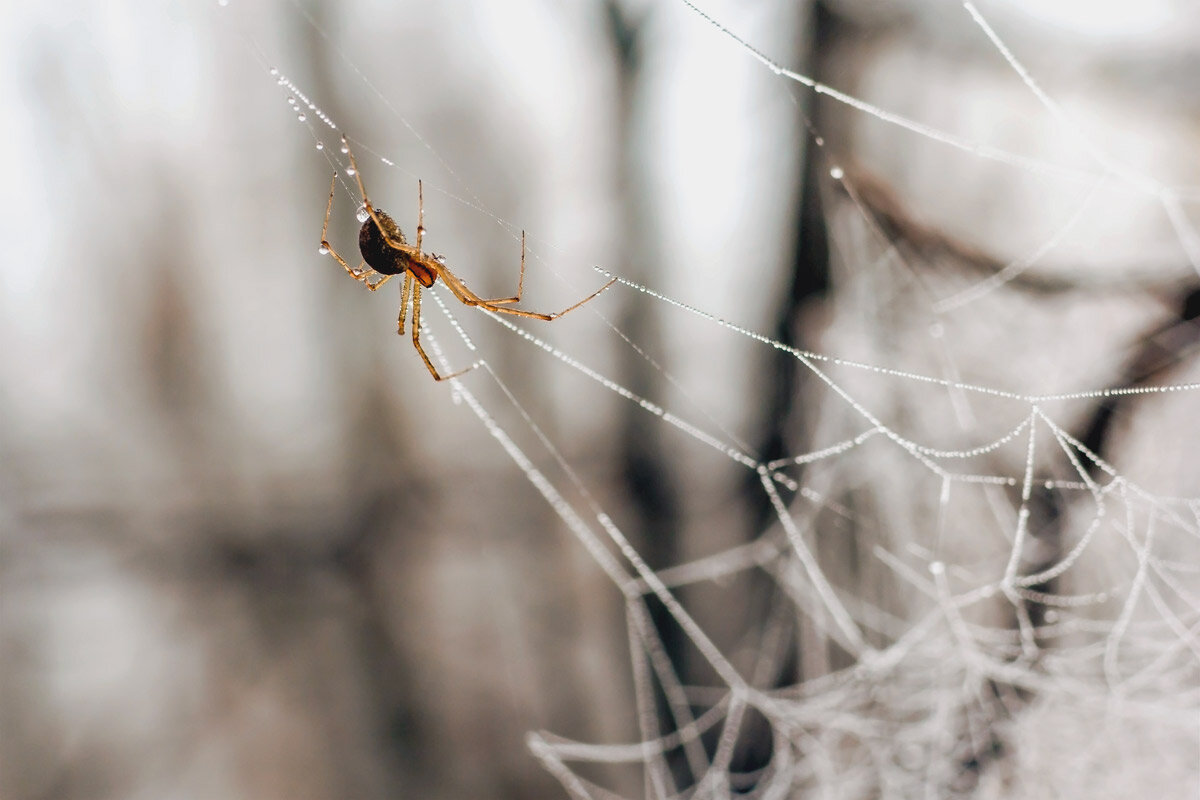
[319,137,616,380]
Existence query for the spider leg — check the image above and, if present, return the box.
[341,137,412,254]
[437,262,616,321]
[320,173,358,277]
[466,230,527,306]
[321,172,389,290]
[427,231,529,306]
[321,171,339,240]
[397,272,413,335]
[364,273,393,292]
[416,180,425,252]
[409,284,477,381]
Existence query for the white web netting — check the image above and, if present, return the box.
[252,0,1200,797]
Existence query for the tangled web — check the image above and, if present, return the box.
[503,289,1200,797]
[257,0,1200,796]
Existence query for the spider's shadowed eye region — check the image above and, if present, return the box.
[318,138,616,381]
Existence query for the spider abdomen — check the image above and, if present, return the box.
[358,210,411,277]
[358,210,438,287]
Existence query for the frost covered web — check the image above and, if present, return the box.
[259,1,1200,797]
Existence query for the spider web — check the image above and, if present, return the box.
[243,1,1200,797]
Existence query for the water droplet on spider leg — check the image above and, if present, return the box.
[356,205,370,223]
[318,245,329,255]
[830,166,844,179]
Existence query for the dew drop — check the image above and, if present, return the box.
[346,167,356,176]
[928,322,944,338]
[929,561,945,576]
[287,97,296,105]
[830,166,844,180]
[217,0,229,6]
[269,67,279,76]
[315,142,324,150]
[340,144,350,154]
[356,205,370,223]
[318,245,329,255]
[297,114,307,122]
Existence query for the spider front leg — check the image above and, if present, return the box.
[320,172,393,292]
[342,138,410,253]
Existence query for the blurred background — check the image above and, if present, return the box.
[3,0,1200,798]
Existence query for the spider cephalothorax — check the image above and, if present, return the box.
[319,136,615,381]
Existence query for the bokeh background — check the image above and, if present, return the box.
[3,0,1199,798]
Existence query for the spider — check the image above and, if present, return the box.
[319,137,616,381]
